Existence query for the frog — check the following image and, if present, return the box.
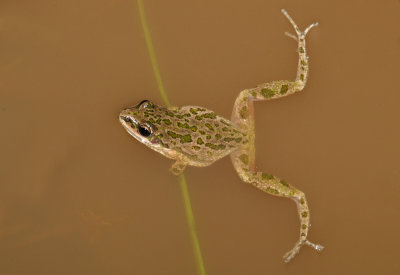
[119,9,323,263]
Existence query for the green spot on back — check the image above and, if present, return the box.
[205,123,214,131]
[300,74,304,81]
[180,134,192,143]
[165,111,175,117]
[202,112,216,119]
[163,119,172,125]
[177,122,197,132]
[220,120,230,126]
[167,131,179,139]
[261,88,275,98]
[190,108,198,114]
[215,133,222,140]
[177,122,189,129]
[280,84,289,95]
[190,126,197,132]
[195,113,216,120]
[301,211,308,218]
[205,143,226,150]
[223,137,242,143]
[197,138,204,145]
[166,131,192,144]
[299,47,304,53]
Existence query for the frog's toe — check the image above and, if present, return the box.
[283,241,303,263]
[170,167,182,175]
[305,240,325,252]
[283,239,324,263]
[169,161,187,175]
[281,9,318,39]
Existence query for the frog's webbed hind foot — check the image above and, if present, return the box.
[170,161,187,175]
[283,239,324,263]
[281,9,318,41]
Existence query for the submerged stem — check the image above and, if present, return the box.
[137,1,206,274]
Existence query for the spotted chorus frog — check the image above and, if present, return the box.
[120,10,323,262]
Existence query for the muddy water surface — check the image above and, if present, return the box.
[1,0,399,274]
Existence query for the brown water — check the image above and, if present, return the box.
[1,1,400,274]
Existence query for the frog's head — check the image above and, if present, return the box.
[119,100,176,159]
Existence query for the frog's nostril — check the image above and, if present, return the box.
[121,116,132,123]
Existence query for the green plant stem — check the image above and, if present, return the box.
[137,1,206,274]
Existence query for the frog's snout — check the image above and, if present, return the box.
[119,115,132,123]
[119,108,134,122]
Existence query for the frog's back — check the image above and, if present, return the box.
[159,106,248,167]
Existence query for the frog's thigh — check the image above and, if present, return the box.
[170,160,187,175]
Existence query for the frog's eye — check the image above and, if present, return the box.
[137,100,153,109]
[138,124,152,137]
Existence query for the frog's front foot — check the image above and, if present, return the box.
[281,9,318,41]
[283,239,324,263]
[169,161,187,175]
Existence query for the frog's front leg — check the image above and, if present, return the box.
[230,149,324,262]
[170,160,187,175]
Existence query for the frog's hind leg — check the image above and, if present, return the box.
[231,10,318,125]
[230,149,324,262]
[230,9,322,261]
